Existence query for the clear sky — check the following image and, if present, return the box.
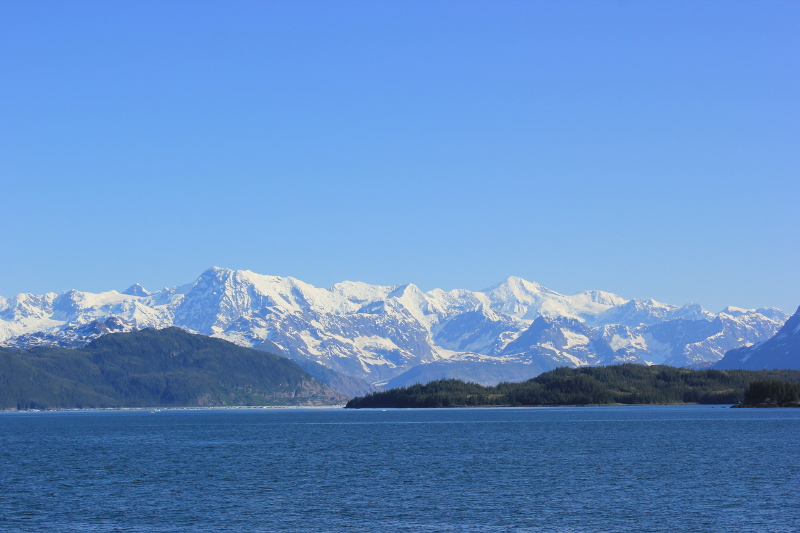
[1,0,798,313]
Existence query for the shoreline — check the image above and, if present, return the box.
[1,404,347,413]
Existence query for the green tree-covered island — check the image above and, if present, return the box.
[345,365,800,408]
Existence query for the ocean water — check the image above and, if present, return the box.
[1,405,798,532]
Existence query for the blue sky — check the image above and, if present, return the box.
[1,0,798,313]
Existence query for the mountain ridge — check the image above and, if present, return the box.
[0,267,789,386]
[715,306,800,370]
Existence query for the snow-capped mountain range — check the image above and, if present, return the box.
[0,267,788,386]
[715,306,800,370]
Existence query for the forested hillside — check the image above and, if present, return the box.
[1,328,345,409]
[345,365,800,408]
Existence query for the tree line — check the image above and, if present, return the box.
[741,380,800,406]
[345,365,800,408]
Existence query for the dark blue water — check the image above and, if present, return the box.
[1,405,798,532]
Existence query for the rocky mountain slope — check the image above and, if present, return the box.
[0,267,788,386]
[715,306,800,370]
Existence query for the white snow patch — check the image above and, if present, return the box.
[562,330,589,349]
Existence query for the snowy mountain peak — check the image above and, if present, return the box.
[328,280,392,304]
[481,276,625,322]
[596,298,677,327]
[485,275,546,296]
[638,298,672,308]
[387,283,422,299]
[572,289,627,307]
[203,265,228,276]
[721,306,750,316]
[719,306,787,324]
[122,283,149,297]
[671,302,713,321]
